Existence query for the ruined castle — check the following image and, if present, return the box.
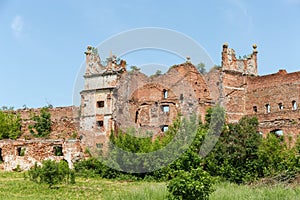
[1,43,299,171]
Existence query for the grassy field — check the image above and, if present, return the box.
[1,172,300,200]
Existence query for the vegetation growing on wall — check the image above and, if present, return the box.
[29,107,52,138]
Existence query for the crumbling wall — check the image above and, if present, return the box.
[0,139,84,171]
[204,67,223,105]
[222,71,247,123]
[245,70,300,142]
[113,62,212,135]
[205,44,300,143]
[16,106,79,140]
[222,43,258,76]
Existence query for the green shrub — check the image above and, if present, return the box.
[167,167,214,200]
[0,110,22,140]
[74,157,121,179]
[257,133,300,177]
[29,107,52,138]
[28,160,75,188]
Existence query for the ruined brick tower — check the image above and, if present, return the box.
[221,43,258,122]
[79,46,126,149]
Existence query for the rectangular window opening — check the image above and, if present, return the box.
[96,143,103,149]
[162,125,169,132]
[0,148,3,162]
[97,120,104,128]
[96,101,105,108]
[17,147,25,156]
[54,146,63,156]
[162,105,170,113]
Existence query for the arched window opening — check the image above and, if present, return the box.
[265,104,270,113]
[270,129,284,142]
[278,103,283,110]
[253,106,257,113]
[163,89,168,99]
[292,100,297,110]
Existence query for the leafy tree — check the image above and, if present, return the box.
[197,63,206,74]
[106,116,184,174]
[154,70,162,76]
[0,106,14,111]
[0,110,22,140]
[204,116,262,183]
[29,107,52,137]
[28,160,75,188]
[129,66,141,71]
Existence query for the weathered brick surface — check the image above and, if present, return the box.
[80,47,212,151]
[16,106,79,140]
[205,43,300,144]
[2,43,300,171]
[0,139,84,171]
[81,44,300,148]
[113,63,212,135]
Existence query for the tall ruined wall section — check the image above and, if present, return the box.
[246,70,300,140]
[205,43,258,123]
[221,71,247,123]
[222,43,258,76]
[80,46,213,151]
[113,63,212,135]
[204,67,222,105]
[16,106,79,140]
[206,43,300,143]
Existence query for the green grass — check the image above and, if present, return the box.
[1,172,300,200]
[210,181,300,200]
[0,172,167,200]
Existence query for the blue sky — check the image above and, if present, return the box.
[1,0,300,109]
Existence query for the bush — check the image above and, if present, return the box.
[0,110,22,140]
[167,167,214,200]
[257,133,300,177]
[74,157,121,179]
[28,160,75,188]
